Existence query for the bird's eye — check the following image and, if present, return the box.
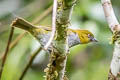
[88,34,93,41]
[88,34,91,38]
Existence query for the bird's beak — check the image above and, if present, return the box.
[92,38,98,42]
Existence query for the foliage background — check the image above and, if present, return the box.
[0,0,119,80]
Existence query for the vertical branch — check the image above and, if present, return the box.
[0,27,14,79]
[44,0,76,80]
[101,0,120,80]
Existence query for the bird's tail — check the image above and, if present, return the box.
[11,17,37,32]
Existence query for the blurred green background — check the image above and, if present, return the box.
[0,0,119,80]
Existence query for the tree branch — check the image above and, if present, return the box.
[0,27,14,79]
[101,0,120,80]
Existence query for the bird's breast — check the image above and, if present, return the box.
[68,33,81,47]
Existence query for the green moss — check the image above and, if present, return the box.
[56,23,67,41]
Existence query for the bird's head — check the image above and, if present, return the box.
[77,30,98,44]
[68,29,98,44]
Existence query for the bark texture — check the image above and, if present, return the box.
[101,0,120,80]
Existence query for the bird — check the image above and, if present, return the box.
[11,18,98,48]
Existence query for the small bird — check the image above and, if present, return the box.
[11,18,98,48]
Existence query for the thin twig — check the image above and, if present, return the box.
[44,0,57,50]
[19,47,42,80]
[0,27,14,79]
